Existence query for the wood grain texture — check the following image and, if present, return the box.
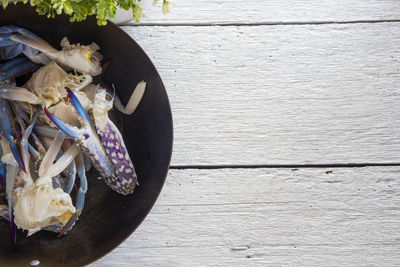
[92,167,400,266]
[116,0,400,25]
[122,23,400,165]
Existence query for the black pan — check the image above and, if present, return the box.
[0,4,173,267]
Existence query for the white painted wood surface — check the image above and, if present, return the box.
[123,23,400,165]
[92,1,400,266]
[121,0,400,25]
[93,168,400,266]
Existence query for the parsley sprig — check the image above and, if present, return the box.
[1,0,170,25]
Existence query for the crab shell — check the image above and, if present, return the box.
[13,183,76,236]
[24,61,92,106]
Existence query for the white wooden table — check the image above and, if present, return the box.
[92,1,400,266]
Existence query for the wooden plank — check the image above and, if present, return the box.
[113,0,400,25]
[92,167,400,266]
[122,23,400,165]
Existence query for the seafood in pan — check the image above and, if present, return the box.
[0,25,146,241]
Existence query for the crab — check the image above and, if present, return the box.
[0,25,147,240]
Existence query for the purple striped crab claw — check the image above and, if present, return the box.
[45,87,137,195]
[0,25,102,75]
[93,88,138,191]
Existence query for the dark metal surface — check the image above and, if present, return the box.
[0,5,173,267]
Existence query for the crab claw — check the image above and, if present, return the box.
[93,89,138,194]
[0,99,25,172]
[45,87,138,194]
[44,87,114,180]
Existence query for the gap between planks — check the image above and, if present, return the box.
[93,167,400,266]
[170,163,400,170]
[123,23,400,165]
[119,19,400,27]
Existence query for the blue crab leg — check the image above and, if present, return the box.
[0,144,5,189]
[0,99,24,171]
[6,32,56,54]
[38,130,65,177]
[21,45,51,65]
[0,57,36,82]
[0,27,61,66]
[113,81,146,115]
[0,205,9,221]
[28,143,40,161]
[44,88,114,179]
[9,101,27,135]
[0,57,28,71]
[9,34,53,65]
[58,152,87,237]
[62,140,77,194]
[0,26,53,49]
[0,44,23,60]
[21,109,39,185]
[0,26,51,64]
[11,102,29,127]
[52,175,64,189]
[30,129,47,157]
[0,87,44,105]
[6,164,18,243]
[43,146,79,178]
[0,25,39,38]
[39,134,76,190]
[0,35,15,48]
[63,160,76,194]
[1,25,102,75]
[34,125,73,140]
[36,145,80,187]
[84,157,92,171]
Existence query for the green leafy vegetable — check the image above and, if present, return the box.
[1,0,170,25]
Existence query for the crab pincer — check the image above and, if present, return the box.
[93,88,138,194]
[45,87,138,195]
[44,88,114,181]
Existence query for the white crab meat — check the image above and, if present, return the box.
[41,91,92,127]
[12,144,80,236]
[54,37,103,76]
[13,184,75,236]
[24,61,92,106]
[0,140,75,236]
